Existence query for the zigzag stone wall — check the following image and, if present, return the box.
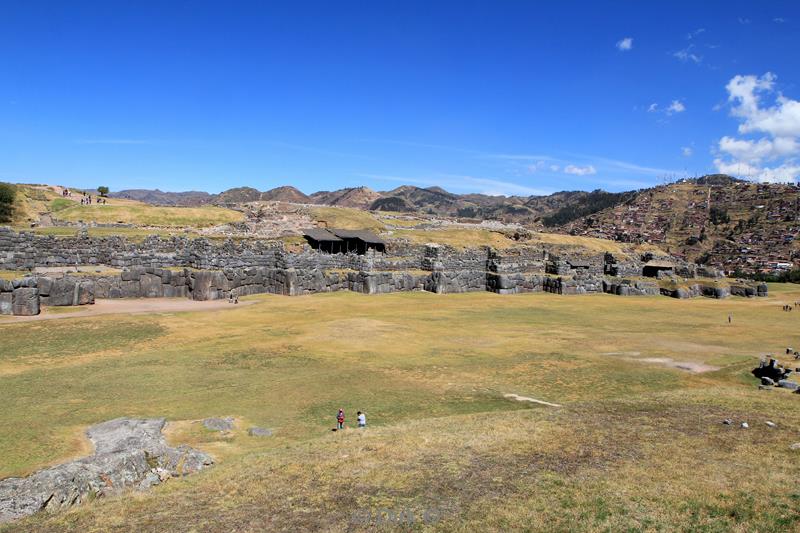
[0,227,768,315]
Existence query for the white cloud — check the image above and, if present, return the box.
[667,100,686,114]
[718,136,799,162]
[564,164,597,176]
[738,17,751,25]
[616,37,633,51]
[526,160,548,173]
[549,164,560,172]
[647,103,658,113]
[774,17,786,23]
[681,146,693,157]
[714,158,799,183]
[673,44,702,64]
[714,72,800,183]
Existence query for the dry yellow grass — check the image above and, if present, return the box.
[1,285,799,531]
[392,227,517,249]
[310,206,385,232]
[52,200,243,228]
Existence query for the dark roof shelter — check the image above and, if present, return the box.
[330,229,386,254]
[303,228,344,254]
[567,260,591,269]
[642,260,675,277]
[302,228,386,254]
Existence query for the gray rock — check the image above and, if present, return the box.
[765,421,777,428]
[778,380,799,390]
[0,418,212,524]
[11,287,39,316]
[761,377,775,386]
[722,418,732,425]
[202,417,234,431]
[790,443,800,450]
[0,293,11,315]
[741,422,749,429]
[247,427,273,437]
[137,472,161,490]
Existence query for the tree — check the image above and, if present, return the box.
[0,182,16,223]
[97,186,110,197]
[709,206,730,225]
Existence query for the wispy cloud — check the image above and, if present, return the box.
[566,153,682,176]
[483,153,556,161]
[686,28,706,39]
[667,100,686,114]
[616,37,633,51]
[353,138,486,156]
[564,164,596,176]
[261,140,371,160]
[356,172,552,196]
[673,44,702,64]
[73,139,154,145]
[773,17,786,23]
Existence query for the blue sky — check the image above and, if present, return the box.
[1,1,799,195]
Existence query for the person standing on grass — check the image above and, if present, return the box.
[357,411,366,428]
[728,313,732,324]
[337,408,345,430]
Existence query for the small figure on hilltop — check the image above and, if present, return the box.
[337,408,345,430]
[357,411,366,428]
[728,313,732,324]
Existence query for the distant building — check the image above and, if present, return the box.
[302,228,386,254]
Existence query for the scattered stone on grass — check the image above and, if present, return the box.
[790,443,800,451]
[753,357,793,383]
[741,422,749,429]
[248,427,273,437]
[765,421,777,428]
[202,417,235,431]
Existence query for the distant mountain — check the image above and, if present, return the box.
[558,175,800,273]
[261,186,310,203]
[108,176,800,274]
[110,189,213,206]
[215,187,264,204]
[309,186,381,209]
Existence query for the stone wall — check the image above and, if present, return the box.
[0,227,767,316]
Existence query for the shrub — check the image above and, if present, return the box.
[0,182,16,223]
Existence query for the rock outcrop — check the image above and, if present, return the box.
[0,418,213,524]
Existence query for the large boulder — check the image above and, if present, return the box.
[39,278,95,306]
[0,418,213,524]
[189,270,229,301]
[11,287,39,316]
[0,293,12,315]
[139,274,164,298]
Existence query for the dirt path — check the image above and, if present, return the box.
[0,298,256,323]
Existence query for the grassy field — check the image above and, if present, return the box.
[392,227,518,249]
[51,199,243,228]
[1,285,800,531]
[310,206,385,232]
